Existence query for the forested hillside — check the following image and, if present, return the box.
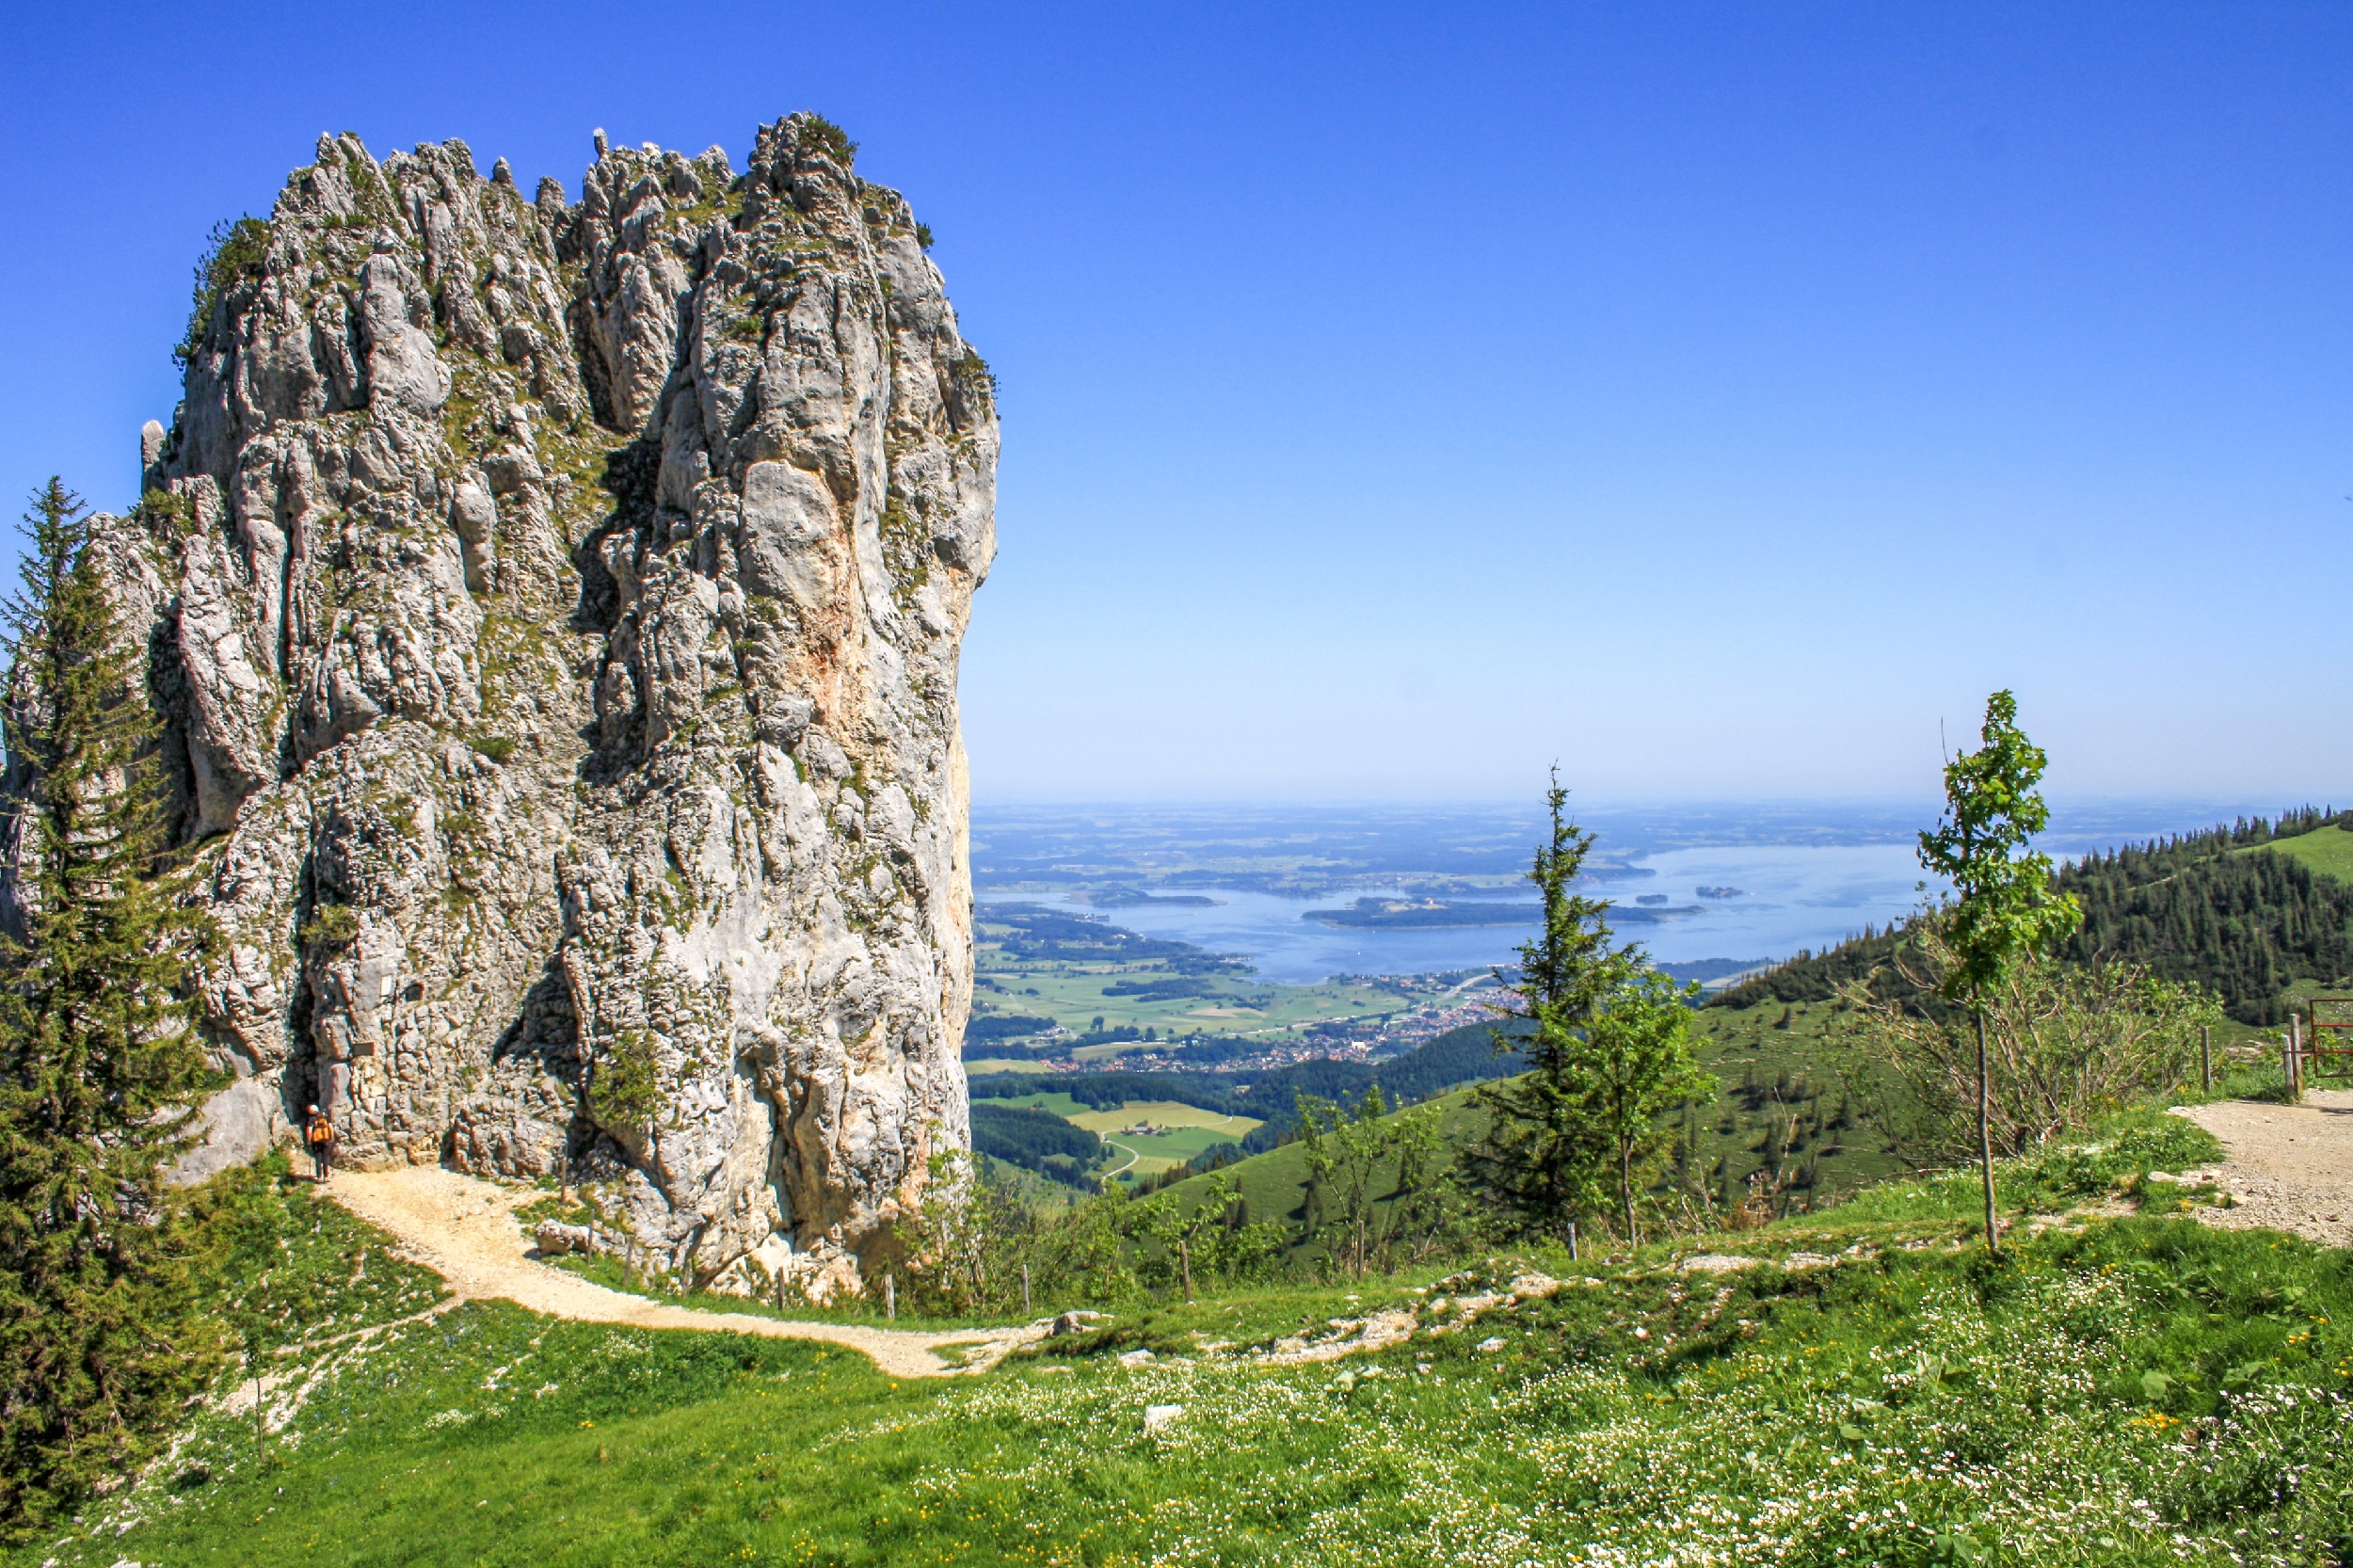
[967,1103,1101,1186]
[1715,808,2353,1022]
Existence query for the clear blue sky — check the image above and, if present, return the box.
[2,2,2345,808]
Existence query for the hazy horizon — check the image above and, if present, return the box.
[968,794,2329,862]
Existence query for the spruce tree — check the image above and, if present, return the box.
[0,479,220,1539]
[1465,772,1629,1243]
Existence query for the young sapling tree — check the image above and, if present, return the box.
[1579,968,1717,1243]
[1916,690,2081,1257]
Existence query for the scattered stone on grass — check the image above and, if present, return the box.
[1678,1254,1762,1275]
[1507,1272,1562,1302]
[1258,1310,1417,1367]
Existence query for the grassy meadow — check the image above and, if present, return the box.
[25,1116,2353,1568]
[1155,1085,1494,1226]
[988,1096,1264,1184]
[1128,1000,1906,1229]
[2242,824,2353,885]
[35,831,2353,1565]
[1684,999,1913,1203]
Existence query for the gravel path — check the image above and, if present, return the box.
[327,1165,1047,1377]
[2176,1088,2353,1249]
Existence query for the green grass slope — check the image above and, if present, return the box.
[29,1113,2353,1568]
[1150,1083,1495,1227]
[1147,1000,1905,1230]
[2243,822,2353,885]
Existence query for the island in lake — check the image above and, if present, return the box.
[1066,888,1224,908]
[1305,897,1698,929]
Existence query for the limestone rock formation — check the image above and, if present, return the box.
[10,115,997,1297]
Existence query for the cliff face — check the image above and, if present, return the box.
[38,115,996,1296]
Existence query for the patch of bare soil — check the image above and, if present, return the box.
[2175,1088,2353,1249]
[326,1165,1046,1377]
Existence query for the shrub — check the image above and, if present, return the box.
[1837,933,2221,1164]
[794,114,857,167]
[175,216,271,365]
[299,903,361,950]
[134,489,193,538]
[588,1030,662,1133]
[953,349,998,398]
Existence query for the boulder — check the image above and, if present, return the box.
[534,1220,597,1256]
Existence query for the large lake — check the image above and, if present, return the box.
[973,800,2283,984]
[982,841,1929,984]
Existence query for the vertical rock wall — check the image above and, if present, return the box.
[9,116,996,1296]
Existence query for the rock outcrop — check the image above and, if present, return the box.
[11,115,996,1298]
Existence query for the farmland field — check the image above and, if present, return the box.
[961,1057,1042,1076]
[974,1095,1261,1183]
[1098,1126,1241,1181]
[1070,1100,1262,1182]
[1064,1100,1258,1137]
[983,1091,1087,1118]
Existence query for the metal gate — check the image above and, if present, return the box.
[2291,997,2353,1095]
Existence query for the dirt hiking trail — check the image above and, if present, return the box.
[2178,1087,2353,1249]
[328,1166,1048,1377]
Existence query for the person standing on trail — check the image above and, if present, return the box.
[305,1103,337,1184]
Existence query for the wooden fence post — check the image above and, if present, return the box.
[2201,1025,2212,1093]
[885,1273,896,1320]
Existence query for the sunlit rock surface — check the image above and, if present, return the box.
[12,116,996,1296]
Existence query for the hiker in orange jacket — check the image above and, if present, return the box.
[305,1103,337,1184]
